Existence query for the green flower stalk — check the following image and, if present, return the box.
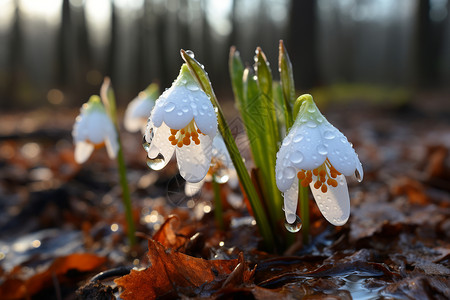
[101,78,136,246]
[181,49,276,251]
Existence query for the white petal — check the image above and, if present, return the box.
[227,168,239,189]
[87,111,111,144]
[124,96,154,132]
[211,136,232,167]
[74,141,94,163]
[321,123,358,176]
[105,133,119,159]
[150,96,166,128]
[284,179,299,224]
[290,125,326,170]
[176,134,213,183]
[355,156,364,181]
[193,91,217,137]
[309,174,350,226]
[184,179,206,196]
[147,122,175,168]
[160,86,194,130]
[275,139,296,192]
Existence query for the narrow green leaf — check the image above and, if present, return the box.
[228,47,244,107]
[181,49,276,251]
[278,40,295,129]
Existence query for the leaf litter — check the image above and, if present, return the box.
[0,97,449,299]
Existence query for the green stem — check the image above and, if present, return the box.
[212,176,224,231]
[116,144,137,246]
[181,50,276,251]
[299,184,310,245]
[101,78,136,247]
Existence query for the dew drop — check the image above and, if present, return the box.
[146,153,165,170]
[214,171,229,184]
[186,83,199,91]
[201,104,209,110]
[306,121,317,128]
[277,172,283,180]
[164,102,175,112]
[190,102,197,109]
[289,151,304,164]
[355,169,362,182]
[143,128,154,149]
[142,136,150,152]
[177,111,183,116]
[293,134,304,143]
[185,50,195,58]
[317,145,328,155]
[182,106,190,113]
[323,130,335,140]
[340,137,348,144]
[283,167,296,179]
[284,215,302,233]
[307,106,315,113]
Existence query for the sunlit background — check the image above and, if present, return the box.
[0,0,449,109]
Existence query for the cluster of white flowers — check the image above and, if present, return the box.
[72,65,362,228]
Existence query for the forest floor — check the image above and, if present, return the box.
[0,92,449,299]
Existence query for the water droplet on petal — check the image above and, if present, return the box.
[143,128,154,149]
[323,130,335,140]
[277,172,283,180]
[306,121,317,128]
[307,106,315,113]
[182,106,189,113]
[293,134,304,143]
[177,111,183,116]
[164,102,175,112]
[284,215,302,233]
[355,169,362,182]
[146,153,165,170]
[317,145,328,155]
[185,50,195,58]
[283,167,296,179]
[186,83,199,91]
[340,137,348,144]
[142,136,150,152]
[289,151,304,164]
[190,102,197,109]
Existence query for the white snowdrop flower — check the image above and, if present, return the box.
[276,94,363,226]
[72,95,119,164]
[184,135,238,196]
[124,84,159,133]
[144,64,218,183]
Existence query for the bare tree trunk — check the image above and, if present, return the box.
[288,0,318,90]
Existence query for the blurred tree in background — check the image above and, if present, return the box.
[0,0,449,109]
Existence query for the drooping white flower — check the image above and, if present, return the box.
[72,95,119,163]
[124,84,159,133]
[144,64,218,183]
[276,94,363,226]
[184,135,238,196]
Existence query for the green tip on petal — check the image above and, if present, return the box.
[293,94,314,120]
[85,95,105,113]
[175,63,198,87]
[144,83,160,99]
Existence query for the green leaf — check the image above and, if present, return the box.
[181,49,276,251]
[278,40,295,129]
